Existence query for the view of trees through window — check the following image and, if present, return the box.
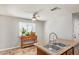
[19,22,36,36]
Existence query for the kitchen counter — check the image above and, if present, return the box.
[0,46,37,55]
[34,39,79,55]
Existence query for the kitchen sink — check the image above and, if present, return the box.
[43,43,68,52]
[47,32,67,52]
[53,43,67,47]
[44,44,61,51]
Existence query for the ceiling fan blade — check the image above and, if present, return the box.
[33,9,43,16]
[33,12,38,16]
[51,7,60,11]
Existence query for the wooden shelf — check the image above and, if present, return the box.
[20,32,37,48]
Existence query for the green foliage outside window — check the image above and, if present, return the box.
[21,28,30,36]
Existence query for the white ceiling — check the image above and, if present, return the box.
[0,4,79,21]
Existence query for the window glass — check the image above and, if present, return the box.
[19,22,36,36]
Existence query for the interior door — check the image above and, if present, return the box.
[73,14,79,55]
[73,18,79,39]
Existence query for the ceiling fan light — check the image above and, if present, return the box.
[36,16,40,20]
[32,17,36,21]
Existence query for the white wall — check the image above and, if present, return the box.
[45,9,73,40]
[0,15,45,50]
[36,21,45,40]
[0,16,19,49]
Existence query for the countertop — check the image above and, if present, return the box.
[0,46,37,55]
[34,39,79,55]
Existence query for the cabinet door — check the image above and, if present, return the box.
[74,44,79,55]
[67,47,74,55]
[37,47,48,55]
[61,52,67,55]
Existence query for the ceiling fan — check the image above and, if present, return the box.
[32,7,61,21]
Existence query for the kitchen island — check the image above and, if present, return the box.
[34,39,79,55]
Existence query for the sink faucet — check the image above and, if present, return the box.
[49,32,58,50]
[49,32,58,43]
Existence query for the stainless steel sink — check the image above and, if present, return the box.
[44,44,61,51]
[43,43,68,52]
[53,43,67,47]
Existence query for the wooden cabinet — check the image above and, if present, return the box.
[61,52,67,55]
[74,44,79,55]
[67,47,74,55]
[61,47,74,55]
[37,47,48,55]
[62,44,79,55]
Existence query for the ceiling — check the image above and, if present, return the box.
[0,4,79,21]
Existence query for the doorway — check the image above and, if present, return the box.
[72,13,79,40]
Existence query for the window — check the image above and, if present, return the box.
[19,22,36,36]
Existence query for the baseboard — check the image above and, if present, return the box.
[0,46,20,51]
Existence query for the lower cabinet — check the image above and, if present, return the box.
[67,47,74,55]
[62,52,67,55]
[37,47,48,55]
[61,47,74,55]
[74,44,79,55]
